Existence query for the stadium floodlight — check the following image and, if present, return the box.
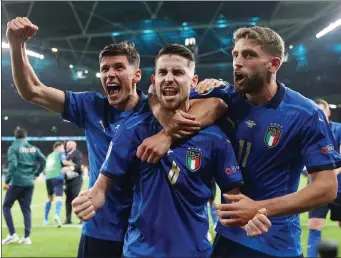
[69,64,74,68]
[2,42,44,59]
[185,37,196,46]
[96,72,100,78]
[289,45,293,49]
[316,19,341,39]
[328,104,337,109]
[51,48,58,52]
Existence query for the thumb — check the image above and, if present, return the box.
[223,193,244,202]
[257,208,267,216]
[178,110,196,121]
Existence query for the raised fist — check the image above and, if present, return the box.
[6,17,38,46]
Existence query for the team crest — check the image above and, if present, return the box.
[264,123,283,148]
[186,148,202,172]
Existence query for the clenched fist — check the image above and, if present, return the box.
[72,189,105,221]
[6,17,38,46]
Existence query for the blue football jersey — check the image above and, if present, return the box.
[61,89,148,241]
[330,121,341,193]
[101,111,243,257]
[190,83,341,256]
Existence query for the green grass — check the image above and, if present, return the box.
[2,178,88,257]
[2,176,340,257]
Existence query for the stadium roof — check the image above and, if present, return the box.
[2,1,341,69]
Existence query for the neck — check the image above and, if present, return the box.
[179,99,190,113]
[114,87,139,111]
[246,77,278,105]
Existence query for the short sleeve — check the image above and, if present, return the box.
[213,136,244,192]
[300,109,341,173]
[100,124,137,178]
[61,91,90,128]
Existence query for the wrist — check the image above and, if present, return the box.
[9,42,24,50]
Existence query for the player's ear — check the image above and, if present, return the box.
[133,69,142,84]
[268,57,281,73]
[191,74,199,89]
[151,74,156,89]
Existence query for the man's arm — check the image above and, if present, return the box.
[72,174,113,221]
[8,17,65,113]
[217,109,340,226]
[5,147,18,185]
[258,169,337,216]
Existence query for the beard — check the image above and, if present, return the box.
[234,70,270,95]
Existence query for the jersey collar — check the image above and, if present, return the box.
[267,81,285,109]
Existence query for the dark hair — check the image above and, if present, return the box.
[314,99,329,109]
[14,128,27,139]
[155,44,195,68]
[233,26,285,61]
[53,141,63,150]
[99,41,140,68]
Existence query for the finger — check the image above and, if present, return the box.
[223,193,244,202]
[219,217,244,227]
[73,200,92,215]
[176,130,196,138]
[178,110,196,121]
[13,18,26,39]
[250,216,269,234]
[217,210,239,218]
[19,17,36,40]
[82,210,96,221]
[146,152,156,164]
[195,79,208,92]
[177,126,202,133]
[78,190,89,197]
[247,220,262,236]
[152,155,160,164]
[202,79,216,93]
[12,21,25,40]
[140,147,152,162]
[244,224,253,237]
[136,144,146,159]
[214,203,235,211]
[72,196,90,207]
[256,214,272,229]
[177,117,201,127]
[258,208,267,216]
[77,204,95,219]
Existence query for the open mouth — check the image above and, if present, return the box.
[162,87,178,100]
[234,72,246,84]
[106,83,121,96]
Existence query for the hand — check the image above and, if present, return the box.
[195,78,222,94]
[243,208,272,237]
[6,17,38,46]
[215,194,261,227]
[136,130,172,163]
[72,189,105,221]
[3,184,10,191]
[162,110,201,139]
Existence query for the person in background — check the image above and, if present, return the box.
[64,141,83,224]
[2,128,46,245]
[43,141,74,227]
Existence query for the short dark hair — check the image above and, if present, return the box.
[314,99,329,109]
[14,128,27,139]
[99,41,140,68]
[233,26,285,61]
[155,44,195,68]
[53,141,63,150]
